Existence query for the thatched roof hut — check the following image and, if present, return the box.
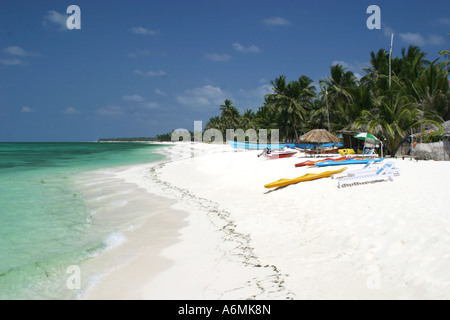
[299,129,341,144]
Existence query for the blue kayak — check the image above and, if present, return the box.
[314,158,384,167]
[227,140,285,150]
[228,140,343,150]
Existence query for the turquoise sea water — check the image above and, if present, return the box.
[0,142,168,299]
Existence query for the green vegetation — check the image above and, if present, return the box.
[205,45,450,155]
[98,132,175,142]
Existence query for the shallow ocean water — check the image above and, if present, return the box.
[0,142,167,299]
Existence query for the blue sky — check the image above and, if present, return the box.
[0,0,449,141]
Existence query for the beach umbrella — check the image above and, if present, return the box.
[354,132,379,141]
[354,132,383,157]
[299,129,341,144]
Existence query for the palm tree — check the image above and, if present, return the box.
[320,64,358,130]
[240,109,256,131]
[307,98,330,130]
[344,83,375,130]
[361,49,390,92]
[437,50,450,120]
[410,62,449,122]
[296,75,317,133]
[219,99,240,132]
[439,49,450,82]
[361,49,403,98]
[205,116,224,133]
[354,90,442,156]
[254,104,280,136]
[265,75,316,141]
[399,46,429,87]
[264,76,292,140]
[202,45,448,153]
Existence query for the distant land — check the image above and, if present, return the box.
[97,131,197,142]
[98,133,172,142]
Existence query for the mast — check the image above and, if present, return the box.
[389,33,394,89]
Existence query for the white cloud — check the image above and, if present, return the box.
[130,27,159,36]
[232,42,261,53]
[176,85,228,109]
[255,84,273,96]
[63,107,80,114]
[240,84,273,98]
[134,69,167,77]
[382,24,445,47]
[21,106,33,113]
[155,88,167,96]
[398,32,444,46]
[427,34,446,46]
[123,94,144,102]
[128,50,150,58]
[43,10,68,31]
[398,33,427,46]
[0,58,23,66]
[204,53,232,62]
[436,18,450,26]
[3,46,39,57]
[236,84,274,110]
[382,25,395,38]
[263,16,291,26]
[1,46,39,66]
[95,105,124,117]
[141,102,160,109]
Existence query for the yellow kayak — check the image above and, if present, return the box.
[264,167,347,189]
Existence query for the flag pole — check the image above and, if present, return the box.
[386,33,393,158]
[389,33,394,89]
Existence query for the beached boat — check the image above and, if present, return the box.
[258,148,297,159]
[227,140,286,150]
[314,158,383,167]
[264,167,347,189]
[228,140,342,150]
[304,147,340,156]
[294,156,354,167]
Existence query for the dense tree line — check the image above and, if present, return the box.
[98,132,175,142]
[205,46,450,155]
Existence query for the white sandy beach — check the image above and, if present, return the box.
[85,142,450,300]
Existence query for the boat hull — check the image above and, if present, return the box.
[295,157,351,167]
[264,152,297,159]
[264,167,347,189]
[228,140,342,150]
[314,158,383,167]
[228,140,285,150]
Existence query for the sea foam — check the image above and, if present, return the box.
[103,231,128,250]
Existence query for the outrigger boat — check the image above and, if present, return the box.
[228,140,342,150]
[258,147,297,159]
[228,140,285,150]
[314,158,384,167]
[294,156,355,167]
[264,167,347,189]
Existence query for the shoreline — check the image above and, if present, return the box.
[84,142,450,300]
[71,155,189,300]
[83,143,292,299]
